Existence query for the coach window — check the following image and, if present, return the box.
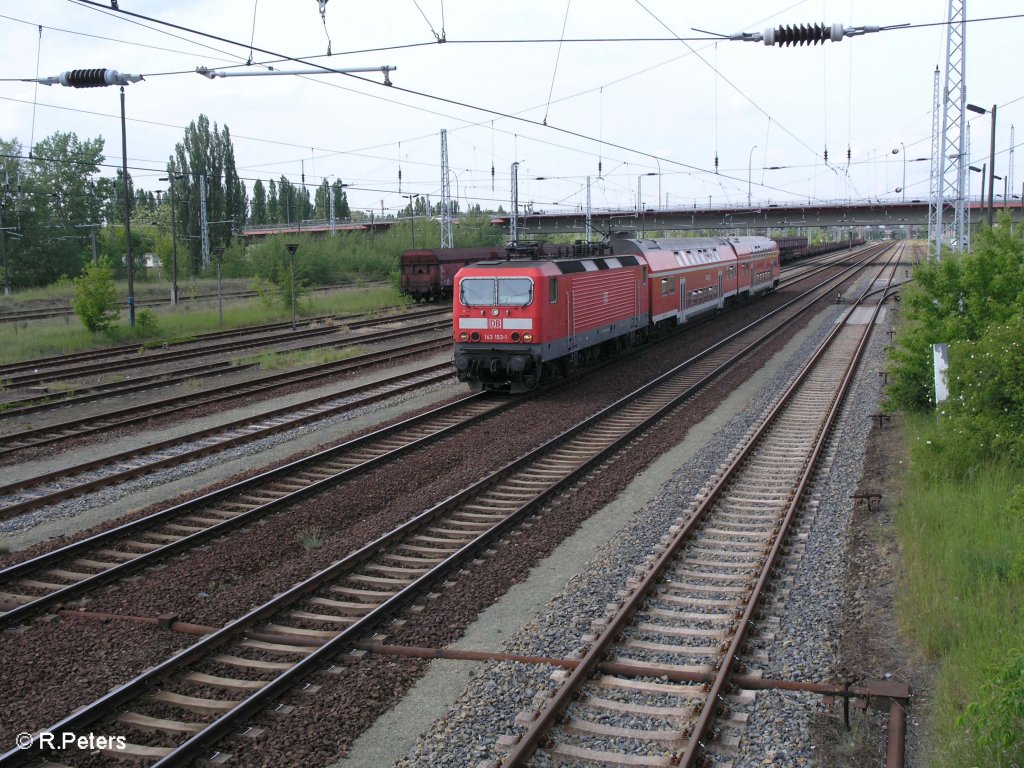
[549,278,558,304]
[460,278,495,306]
[497,277,534,306]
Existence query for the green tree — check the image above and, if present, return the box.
[170,115,247,273]
[0,132,108,288]
[250,179,267,225]
[72,256,119,332]
[268,178,279,224]
[887,215,1024,411]
[332,179,350,220]
[315,179,330,220]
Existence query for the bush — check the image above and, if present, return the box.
[136,308,159,335]
[958,647,1024,766]
[886,215,1024,413]
[71,257,120,333]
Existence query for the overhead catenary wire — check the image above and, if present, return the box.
[29,24,43,159]
[542,0,572,127]
[62,0,717,182]
[0,1,913,185]
[631,0,824,166]
[0,13,244,67]
[411,0,445,43]
[19,0,1011,208]
[319,0,332,56]
[246,0,258,65]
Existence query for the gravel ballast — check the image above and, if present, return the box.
[381,296,896,768]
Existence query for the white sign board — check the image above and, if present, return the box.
[932,343,949,406]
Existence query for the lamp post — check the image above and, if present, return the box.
[967,103,998,226]
[637,172,655,212]
[31,69,144,325]
[654,157,662,210]
[969,164,985,246]
[747,145,758,207]
[0,188,11,296]
[892,143,906,202]
[402,193,419,249]
[159,173,185,305]
[212,246,224,325]
[286,242,299,330]
[637,173,655,237]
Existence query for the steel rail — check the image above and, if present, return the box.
[679,249,902,766]
[0,307,451,389]
[0,360,453,521]
[499,244,902,766]
[145,243,900,767]
[0,333,451,454]
[0,244,888,767]
[0,305,415,376]
[0,390,515,628]
[0,281,390,325]
[0,250,883,626]
[0,319,450,417]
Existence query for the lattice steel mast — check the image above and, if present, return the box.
[933,0,967,260]
[440,129,453,248]
[928,66,941,255]
[510,162,519,245]
[1009,125,1015,202]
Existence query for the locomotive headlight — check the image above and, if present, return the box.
[459,332,469,341]
[491,308,500,316]
[523,333,533,342]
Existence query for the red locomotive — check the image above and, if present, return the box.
[452,236,780,391]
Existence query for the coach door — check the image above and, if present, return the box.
[717,271,725,309]
[678,277,686,322]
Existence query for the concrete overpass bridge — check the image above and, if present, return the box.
[239,200,1022,242]
[491,199,1023,237]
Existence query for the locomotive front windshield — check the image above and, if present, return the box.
[460,277,534,307]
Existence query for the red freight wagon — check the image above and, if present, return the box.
[399,247,503,302]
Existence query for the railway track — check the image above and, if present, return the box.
[0,245,874,464]
[0,314,450,423]
[0,244,897,767]
[0,389,518,629]
[0,281,388,324]
[0,330,451,456]
[0,249,852,426]
[0,313,346,379]
[0,305,449,391]
[0,358,458,523]
[499,250,902,767]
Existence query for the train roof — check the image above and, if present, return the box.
[458,254,642,275]
[401,247,503,264]
[610,236,776,254]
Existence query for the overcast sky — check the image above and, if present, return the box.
[1,1,1022,218]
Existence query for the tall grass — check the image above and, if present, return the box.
[897,413,1024,767]
[234,345,365,371]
